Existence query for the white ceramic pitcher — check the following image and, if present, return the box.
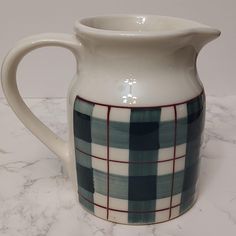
[1,15,220,224]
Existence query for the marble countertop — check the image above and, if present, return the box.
[0,96,236,236]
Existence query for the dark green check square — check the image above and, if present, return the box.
[129,199,156,212]
[93,164,129,200]
[128,199,156,223]
[129,150,158,162]
[75,149,92,168]
[128,175,157,201]
[129,122,159,150]
[74,138,91,154]
[78,185,94,202]
[74,99,94,116]
[180,185,196,213]
[176,117,188,145]
[173,170,185,195]
[91,117,107,146]
[109,173,129,199]
[74,111,92,143]
[79,195,94,213]
[93,169,107,196]
[130,108,161,122]
[109,121,130,149]
[128,212,156,224]
[129,108,161,151]
[77,163,94,193]
[159,120,175,148]
[129,150,158,176]
[186,138,201,167]
[129,162,157,176]
[156,174,172,199]
[187,96,204,119]
[182,160,200,192]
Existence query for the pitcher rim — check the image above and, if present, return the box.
[74,14,220,39]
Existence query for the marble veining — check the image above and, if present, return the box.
[0,96,236,235]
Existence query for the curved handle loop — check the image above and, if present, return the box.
[1,33,80,162]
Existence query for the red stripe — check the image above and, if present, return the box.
[169,105,178,219]
[106,106,111,220]
[76,147,185,164]
[76,90,203,109]
[79,192,180,214]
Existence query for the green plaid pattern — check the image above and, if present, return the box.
[73,92,205,224]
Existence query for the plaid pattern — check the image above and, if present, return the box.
[73,92,205,224]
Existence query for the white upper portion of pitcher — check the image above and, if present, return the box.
[68,15,220,106]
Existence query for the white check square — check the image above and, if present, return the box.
[157,160,173,176]
[174,157,185,172]
[94,205,107,219]
[109,211,128,224]
[110,108,131,122]
[176,143,186,157]
[109,147,129,162]
[170,206,180,219]
[92,158,106,172]
[110,162,129,176]
[156,196,171,210]
[172,193,182,206]
[92,104,108,119]
[92,143,107,159]
[94,192,107,207]
[155,209,169,222]
[109,196,128,211]
[176,104,187,119]
[160,106,175,121]
[158,147,174,161]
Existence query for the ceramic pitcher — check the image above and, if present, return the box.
[1,15,220,224]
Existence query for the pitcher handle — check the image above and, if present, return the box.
[1,33,80,163]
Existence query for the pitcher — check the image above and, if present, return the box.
[1,15,220,224]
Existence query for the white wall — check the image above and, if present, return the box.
[0,0,234,98]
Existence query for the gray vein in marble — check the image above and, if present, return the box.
[214,204,236,225]
[0,148,10,154]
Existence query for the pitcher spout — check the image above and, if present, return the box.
[187,26,221,51]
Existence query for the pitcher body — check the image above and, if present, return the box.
[1,15,220,224]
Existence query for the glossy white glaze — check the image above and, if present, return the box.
[71,15,220,107]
